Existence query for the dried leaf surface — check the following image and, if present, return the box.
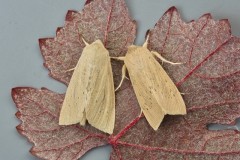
[39,0,136,85]
[12,2,240,160]
[110,7,240,160]
[12,87,108,159]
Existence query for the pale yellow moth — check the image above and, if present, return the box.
[113,40,186,130]
[59,39,115,134]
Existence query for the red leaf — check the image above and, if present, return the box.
[85,0,94,5]
[12,87,108,159]
[148,7,240,113]
[12,1,240,159]
[39,0,136,85]
[109,7,240,159]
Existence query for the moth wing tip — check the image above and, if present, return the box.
[150,121,161,131]
[107,130,113,134]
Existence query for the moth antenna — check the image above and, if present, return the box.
[115,64,127,91]
[142,34,150,48]
[111,57,125,61]
[65,67,76,73]
[151,51,182,65]
[82,37,89,46]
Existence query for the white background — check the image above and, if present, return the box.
[0,0,240,159]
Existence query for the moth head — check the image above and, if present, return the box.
[127,45,148,56]
[92,39,104,46]
[84,39,108,55]
[127,45,139,53]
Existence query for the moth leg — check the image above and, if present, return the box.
[82,37,89,46]
[115,64,127,91]
[151,51,181,65]
[111,56,125,61]
[65,67,76,73]
[111,57,127,80]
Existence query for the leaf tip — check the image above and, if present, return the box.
[11,87,23,101]
[29,147,35,153]
[15,111,22,118]
[11,87,17,98]
[66,10,78,22]
[167,6,178,13]
[85,0,94,5]
[29,147,39,158]
[38,38,47,47]
[202,13,212,18]
[56,27,63,35]
[220,19,232,34]
[38,38,49,53]
[16,124,23,132]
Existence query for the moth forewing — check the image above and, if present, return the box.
[59,40,115,134]
[149,50,186,115]
[84,43,115,134]
[59,49,88,126]
[124,45,186,130]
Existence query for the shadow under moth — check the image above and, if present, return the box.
[114,40,187,130]
[59,39,115,134]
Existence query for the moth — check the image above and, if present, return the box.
[113,40,186,130]
[59,39,115,134]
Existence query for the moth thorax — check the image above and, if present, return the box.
[85,40,108,55]
[127,45,150,57]
[127,45,141,54]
